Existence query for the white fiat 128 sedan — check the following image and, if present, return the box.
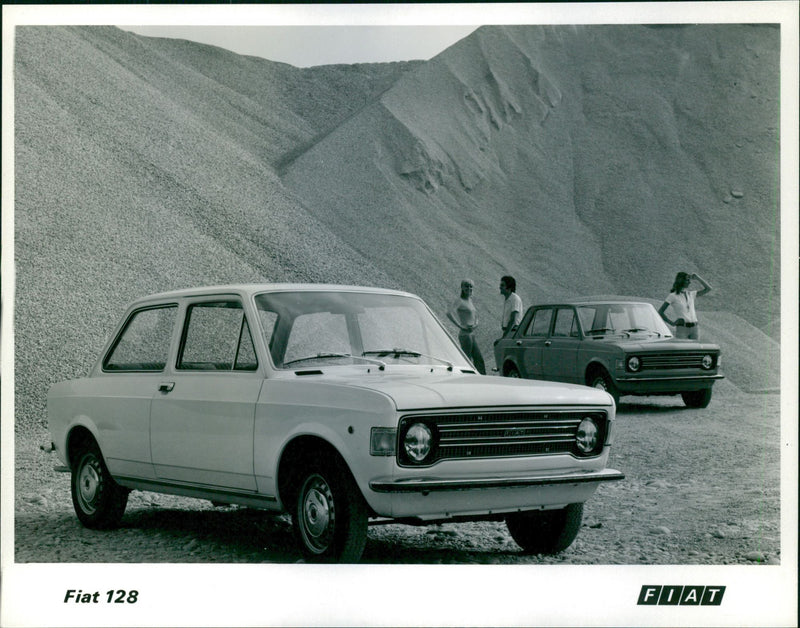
[48,284,624,562]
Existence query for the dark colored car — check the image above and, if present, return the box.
[493,300,724,408]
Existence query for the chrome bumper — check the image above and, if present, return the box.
[615,374,724,383]
[369,468,624,494]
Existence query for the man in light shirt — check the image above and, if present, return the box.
[658,271,712,339]
[500,275,523,337]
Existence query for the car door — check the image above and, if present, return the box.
[541,307,581,383]
[97,303,179,479]
[517,307,554,379]
[150,298,261,491]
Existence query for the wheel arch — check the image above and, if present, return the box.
[277,435,372,516]
[502,359,521,376]
[65,425,99,470]
[584,359,611,386]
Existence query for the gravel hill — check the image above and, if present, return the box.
[13,24,780,434]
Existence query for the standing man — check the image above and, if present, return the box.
[658,271,712,339]
[500,275,523,337]
[447,279,486,374]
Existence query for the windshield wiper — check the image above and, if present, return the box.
[587,327,613,335]
[283,352,387,370]
[622,328,662,337]
[363,348,454,371]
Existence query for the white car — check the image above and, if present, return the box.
[47,284,623,562]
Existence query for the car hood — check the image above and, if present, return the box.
[336,372,612,411]
[593,337,721,352]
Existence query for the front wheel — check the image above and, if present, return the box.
[589,371,619,405]
[71,444,129,529]
[681,388,712,408]
[293,461,368,563]
[505,503,584,554]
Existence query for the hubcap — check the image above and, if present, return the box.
[77,458,100,513]
[594,378,607,391]
[301,475,335,553]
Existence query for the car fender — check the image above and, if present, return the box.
[253,380,397,506]
[584,356,615,383]
[61,415,102,468]
[501,358,522,376]
[47,380,103,468]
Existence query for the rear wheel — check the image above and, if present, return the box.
[71,443,128,529]
[504,364,521,378]
[505,503,584,554]
[589,370,619,405]
[681,388,712,408]
[293,459,368,563]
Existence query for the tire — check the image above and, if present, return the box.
[293,459,368,563]
[681,388,712,408]
[589,370,619,405]
[70,443,129,529]
[505,503,584,554]
[504,364,521,378]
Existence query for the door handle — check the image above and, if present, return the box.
[516,340,522,346]
[544,340,551,347]
[159,382,175,393]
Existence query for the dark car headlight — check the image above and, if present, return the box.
[627,356,641,372]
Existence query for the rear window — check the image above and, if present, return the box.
[525,308,553,337]
[104,305,177,371]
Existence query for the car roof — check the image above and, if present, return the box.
[530,299,653,307]
[132,283,417,304]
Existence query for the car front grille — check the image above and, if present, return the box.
[398,410,607,466]
[639,352,713,370]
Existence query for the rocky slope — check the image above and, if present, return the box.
[12,24,780,433]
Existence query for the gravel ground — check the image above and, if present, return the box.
[14,390,780,565]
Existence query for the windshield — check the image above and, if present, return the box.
[255,291,468,370]
[577,303,672,337]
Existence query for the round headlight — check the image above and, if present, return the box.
[576,417,600,454]
[701,354,714,369]
[404,423,432,462]
[627,356,641,372]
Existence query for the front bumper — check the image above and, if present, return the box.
[369,467,624,493]
[615,373,723,394]
[368,466,624,519]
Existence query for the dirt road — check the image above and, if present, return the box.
[14,391,780,565]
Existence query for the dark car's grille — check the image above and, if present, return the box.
[398,410,607,466]
[640,352,714,370]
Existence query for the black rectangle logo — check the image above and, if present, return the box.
[638,585,726,606]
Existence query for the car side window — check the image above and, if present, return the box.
[178,301,257,371]
[553,308,577,338]
[525,308,553,337]
[104,305,177,371]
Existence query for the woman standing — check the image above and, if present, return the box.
[447,279,486,374]
[658,272,712,339]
